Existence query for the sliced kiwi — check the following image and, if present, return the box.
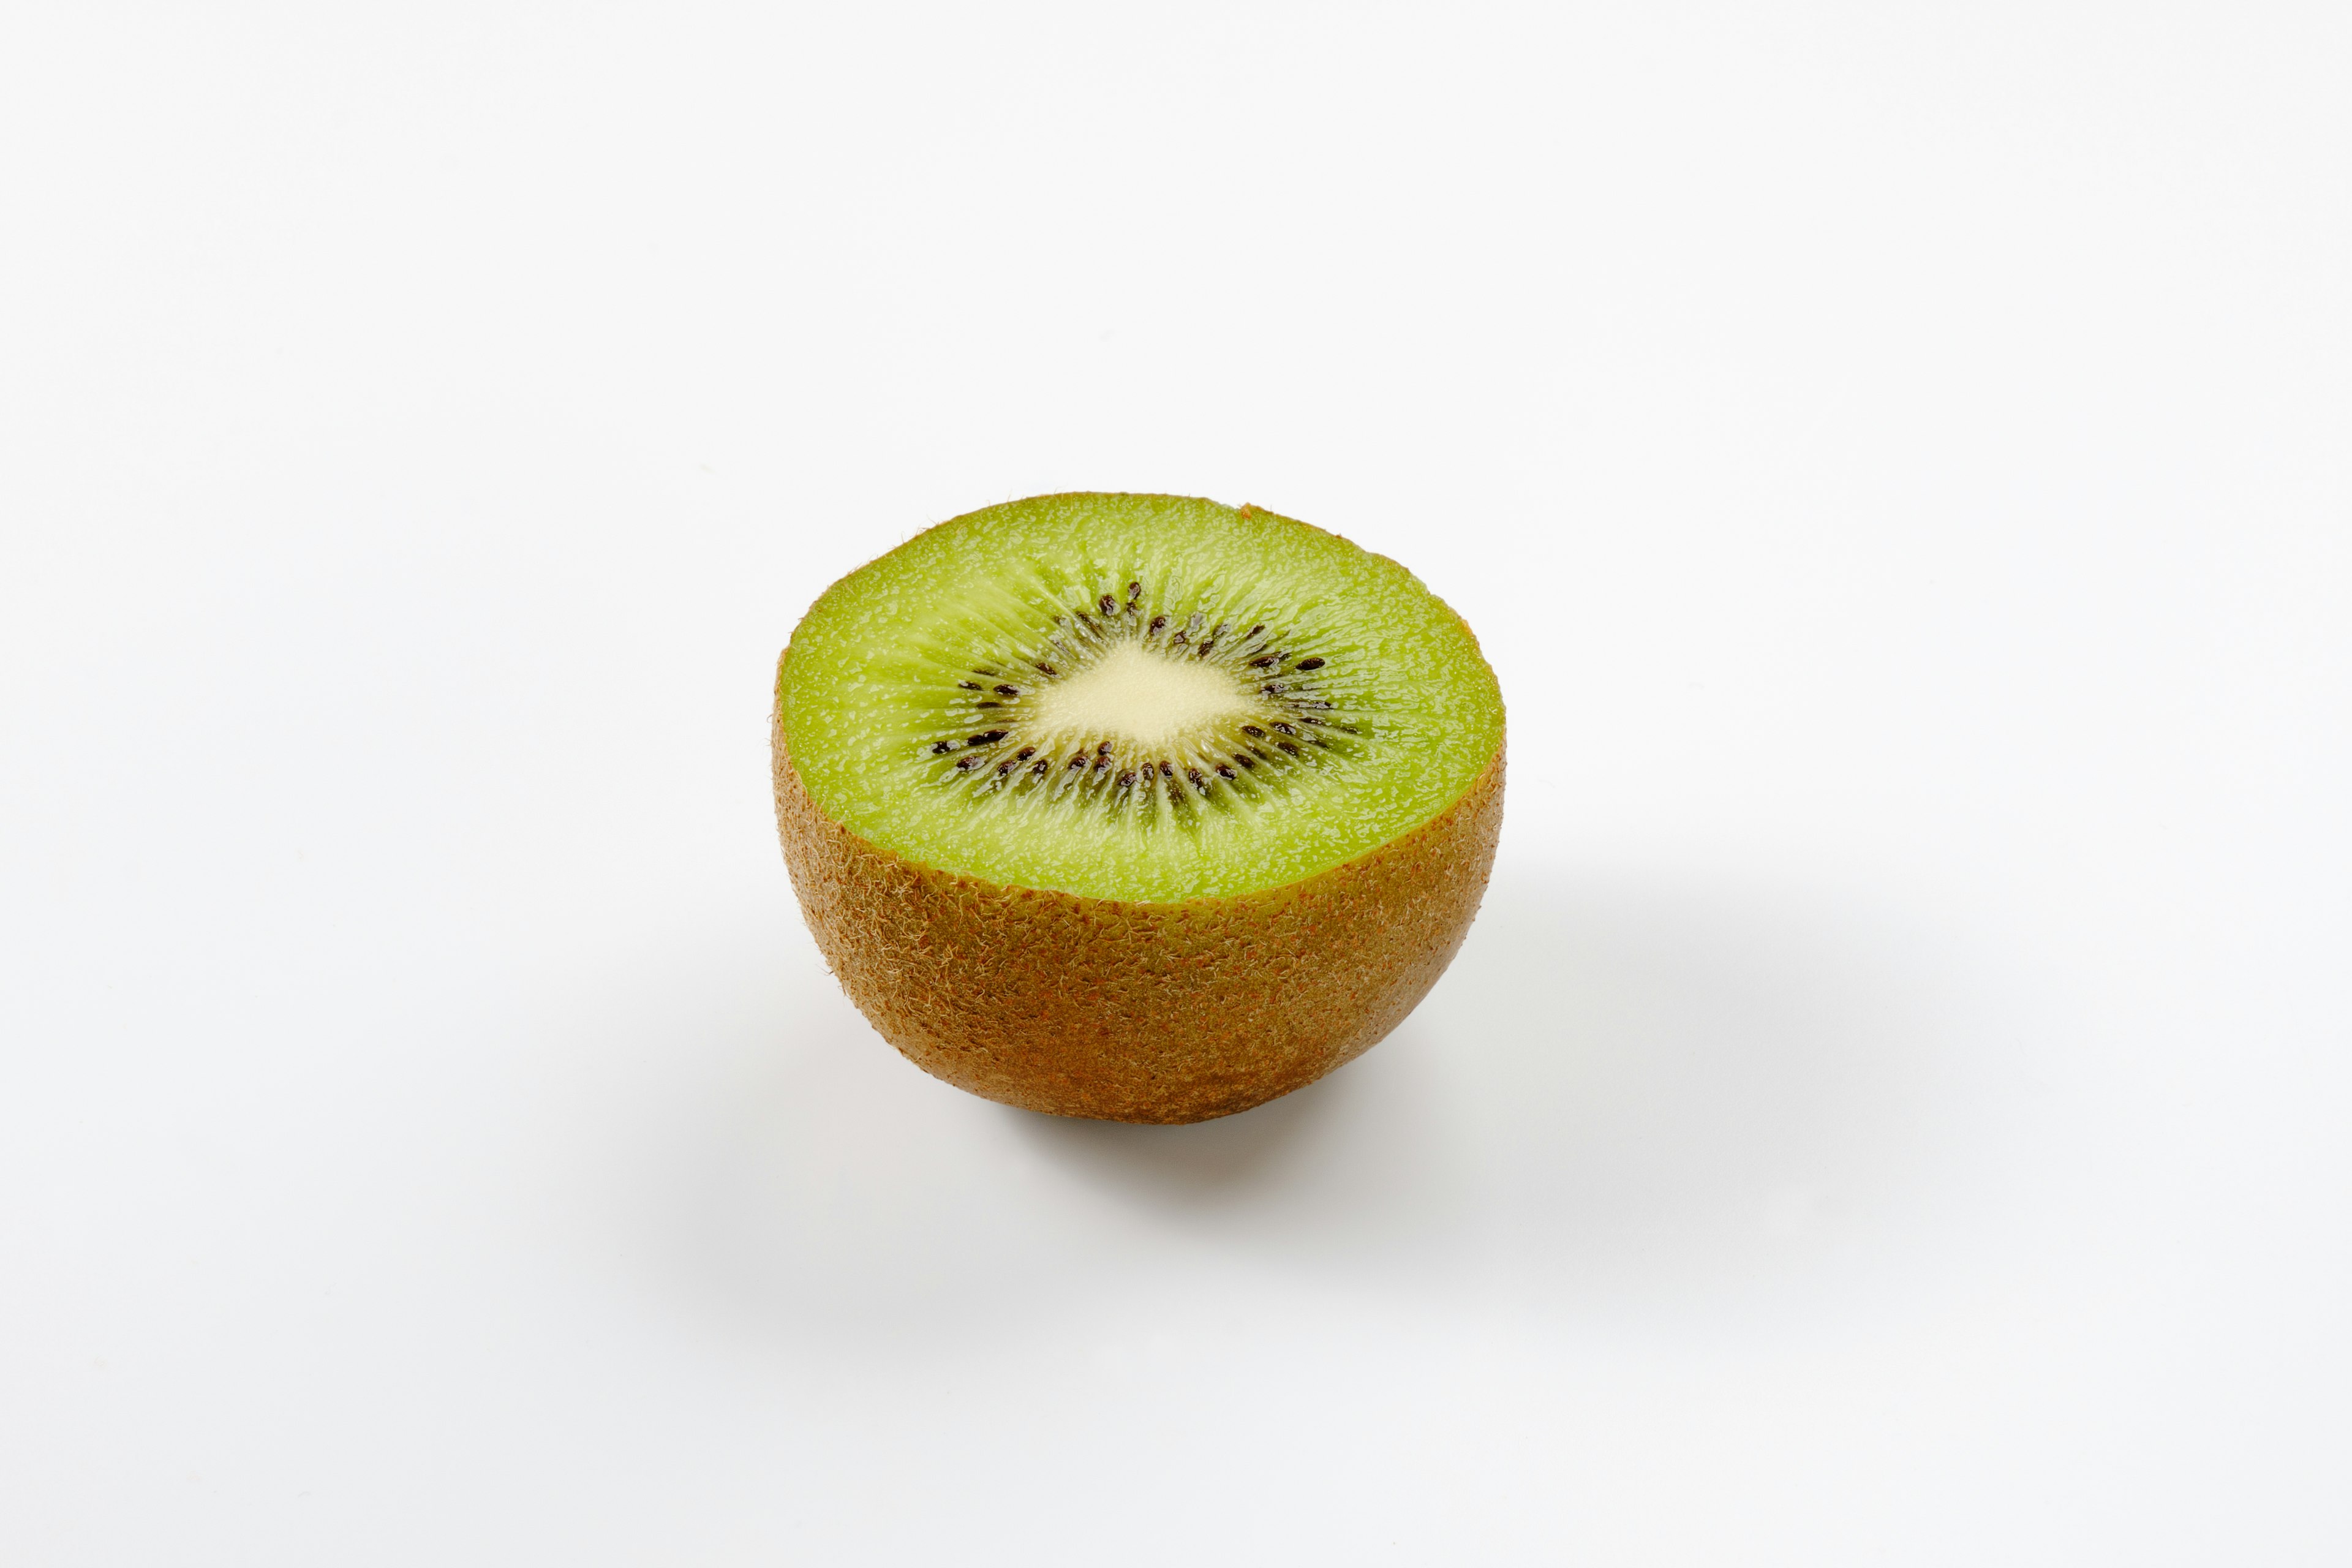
[774,493,1504,1123]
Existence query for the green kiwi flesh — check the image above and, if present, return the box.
[777,493,1504,904]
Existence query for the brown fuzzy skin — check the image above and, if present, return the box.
[772,695,1505,1124]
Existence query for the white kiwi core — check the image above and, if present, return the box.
[1023,643,1262,751]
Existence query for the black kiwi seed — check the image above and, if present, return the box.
[1098,593,1117,615]
[1300,715,1324,726]
[1242,724,1265,737]
[1231,754,1256,769]
[956,756,981,770]
[1261,682,1285,695]
[957,680,982,690]
[1096,741,1112,755]
[1247,624,1264,638]
[968,730,1007,745]
[973,668,997,677]
[1126,581,1142,605]
[1216,764,1236,779]
[1030,760,1049,776]
[1148,615,1167,634]
[1033,662,1058,677]
[993,684,1020,696]
[1158,761,1174,776]
[1186,767,1208,788]
[1195,641,1215,658]
[1170,628,1188,646]
[1248,655,1276,669]
[1014,747,1036,761]
[1272,722,1296,734]
[1278,740,1301,755]
[1067,754,1087,769]
[1295,657,1325,670]
[1117,770,1136,787]
[976,701,1000,709]
[931,741,953,754]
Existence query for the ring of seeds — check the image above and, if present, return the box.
[909,584,1370,823]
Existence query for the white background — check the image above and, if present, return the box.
[4,4,2348,1562]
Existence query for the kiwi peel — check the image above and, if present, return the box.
[772,493,1504,1123]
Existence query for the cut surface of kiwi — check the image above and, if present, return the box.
[777,492,1503,903]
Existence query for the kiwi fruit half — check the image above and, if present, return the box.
[772,492,1504,1124]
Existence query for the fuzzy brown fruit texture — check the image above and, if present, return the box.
[772,681,1505,1124]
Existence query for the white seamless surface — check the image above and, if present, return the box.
[3,4,2346,1563]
